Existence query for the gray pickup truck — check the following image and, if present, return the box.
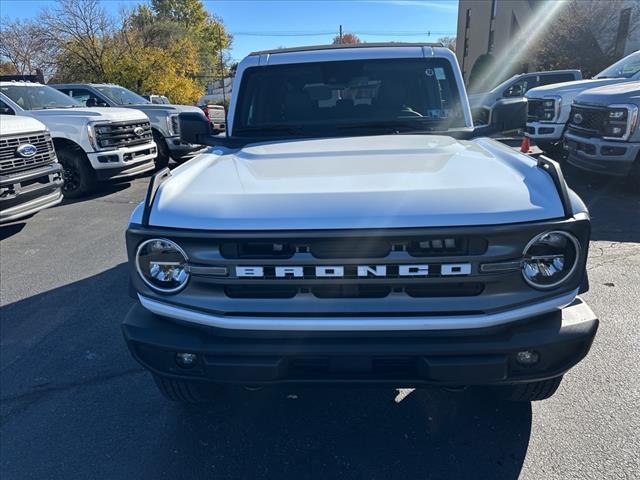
[565,81,639,180]
[52,84,206,169]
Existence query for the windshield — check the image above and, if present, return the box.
[234,58,465,137]
[0,84,80,110]
[595,51,640,79]
[96,86,150,105]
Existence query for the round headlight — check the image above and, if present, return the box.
[136,238,189,293]
[522,231,580,289]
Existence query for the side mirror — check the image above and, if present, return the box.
[503,84,523,98]
[85,98,98,107]
[98,101,109,107]
[490,97,527,132]
[179,112,245,148]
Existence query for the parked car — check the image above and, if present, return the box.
[143,94,171,105]
[200,104,226,132]
[122,44,597,405]
[526,50,640,155]
[564,81,640,179]
[469,70,581,126]
[0,82,157,198]
[0,115,63,223]
[51,84,206,168]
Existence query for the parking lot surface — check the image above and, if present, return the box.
[1,167,639,480]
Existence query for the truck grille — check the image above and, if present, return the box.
[527,99,544,121]
[567,105,606,137]
[0,132,56,174]
[95,120,152,149]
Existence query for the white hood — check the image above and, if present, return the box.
[28,107,148,122]
[526,78,632,99]
[0,114,47,136]
[146,135,565,230]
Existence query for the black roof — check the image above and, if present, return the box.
[249,42,444,57]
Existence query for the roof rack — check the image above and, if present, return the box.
[249,42,444,56]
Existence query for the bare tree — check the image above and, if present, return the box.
[38,0,115,80]
[0,18,53,77]
[437,36,456,52]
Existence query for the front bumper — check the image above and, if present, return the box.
[525,122,564,141]
[0,163,64,223]
[565,132,639,176]
[88,142,157,181]
[122,298,598,386]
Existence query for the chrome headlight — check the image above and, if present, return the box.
[166,114,180,136]
[522,231,580,289]
[603,104,638,141]
[541,96,561,122]
[136,238,189,293]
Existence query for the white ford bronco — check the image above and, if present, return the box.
[0,115,63,223]
[0,82,157,198]
[122,44,598,404]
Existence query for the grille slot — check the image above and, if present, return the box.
[0,132,56,173]
[527,99,543,121]
[567,105,606,137]
[95,120,152,149]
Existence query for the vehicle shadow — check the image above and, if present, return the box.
[60,180,133,205]
[1,265,532,480]
[563,166,640,243]
[0,221,26,241]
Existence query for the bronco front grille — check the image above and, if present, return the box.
[95,120,152,149]
[0,132,56,174]
[567,105,606,137]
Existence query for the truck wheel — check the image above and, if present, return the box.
[153,375,212,404]
[498,376,563,402]
[153,132,170,170]
[57,147,95,199]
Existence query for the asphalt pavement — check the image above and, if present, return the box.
[1,165,639,480]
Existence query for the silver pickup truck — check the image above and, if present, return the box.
[122,43,598,406]
[565,81,640,179]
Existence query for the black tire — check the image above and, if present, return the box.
[57,147,96,199]
[498,376,563,402]
[153,131,170,170]
[153,375,212,404]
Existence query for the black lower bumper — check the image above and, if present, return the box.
[122,299,598,386]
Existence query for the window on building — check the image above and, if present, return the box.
[510,13,520,39]
[465,8,471,28]
[491,0,497,19]
[615,8,632,57]
[487,30,495,53]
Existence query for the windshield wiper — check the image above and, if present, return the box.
[336,120,442,134]
[234,125,305,136]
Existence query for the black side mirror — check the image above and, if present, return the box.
[179,112,247,148]
[98,101,109,107]
[85,98,98,107]
[490,97,527,132]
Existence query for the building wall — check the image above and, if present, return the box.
[456,0,640,88]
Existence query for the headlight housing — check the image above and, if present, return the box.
[540,96,561,122]
[522,231,580,289]
[87,121,111,151]
[603,104,638,141]
[167,114,180,136]
[136,238,190,293]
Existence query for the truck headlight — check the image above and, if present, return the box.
[87,122,111,151]
[136,238,190,293]
[603,104,638,141]
[522,231,580,289]
[541,96,561,122]
[166,114,180,136]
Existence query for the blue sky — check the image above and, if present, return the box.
[0,0,459,61]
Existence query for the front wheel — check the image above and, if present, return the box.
[152,132,170,170]
[495,376,563,402]
[57,147,96,199]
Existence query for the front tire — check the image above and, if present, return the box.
[57,147,96,198]
[153,132,170,170]
[497,376,563,402]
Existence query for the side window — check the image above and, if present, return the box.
[0,99,15,115]
[504,78,532,97]
[69,88,105,107]
[538,74,575,86]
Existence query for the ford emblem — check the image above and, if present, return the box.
[573,113,583,125]
[134,126,145,137]
[16,144,38,158]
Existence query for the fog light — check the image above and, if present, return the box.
[175,352,198,368]
[515,350,540,366]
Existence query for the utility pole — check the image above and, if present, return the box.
[339,24,343,44]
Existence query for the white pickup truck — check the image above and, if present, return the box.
[526,50,640,155]
[0,115,63,223]
[0,82,157,198]
[122,44,598,405]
